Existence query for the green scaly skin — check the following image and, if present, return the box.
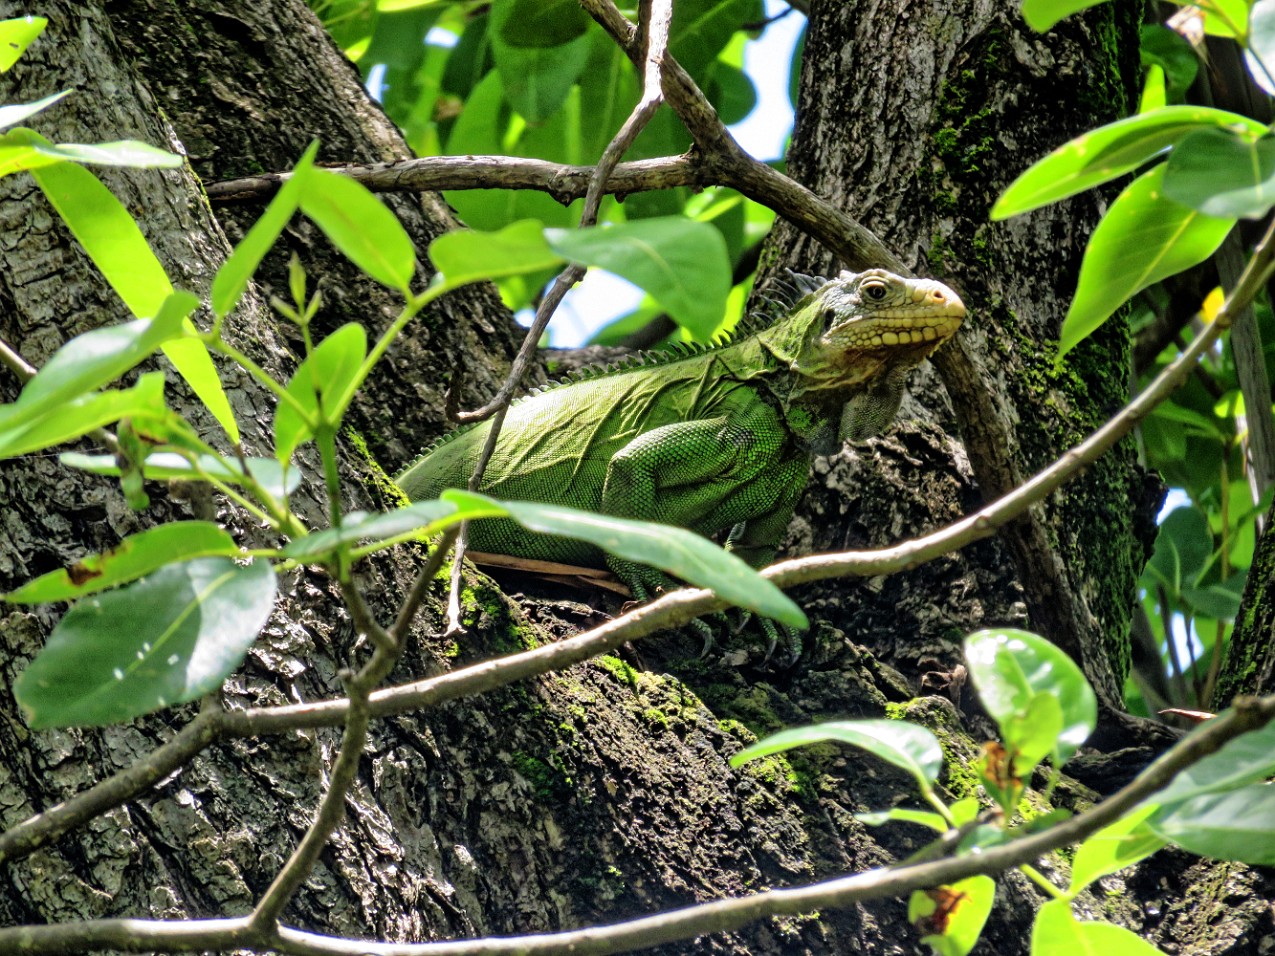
[397,269,965,619]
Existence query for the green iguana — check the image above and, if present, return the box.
[397,268,965,615]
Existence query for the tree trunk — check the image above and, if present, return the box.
[0,1,1270,954]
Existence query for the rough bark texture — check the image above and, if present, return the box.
[0,1,1271,955]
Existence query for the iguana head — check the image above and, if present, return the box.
[775,269,965,404]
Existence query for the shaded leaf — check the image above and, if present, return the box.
[730,719,942,790]
[301,168,416,292]
[5,522,240,603]
[546,219,731,341]
[489,0,592,121]
[283,500,482,559]
[1150,784,1275,865]
[1153,715,1275,807]
[1059,165,1234,360]
[1146,506,1212,590]
[428,219,564,287]
[1163,127,1275,219]
[14,558,276,728]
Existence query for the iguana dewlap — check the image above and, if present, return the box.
[396,269,965,599]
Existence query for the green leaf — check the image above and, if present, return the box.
[1181,582,1242,620]
[1150,784,1275,864]
[428,219,565,288]
[282,499,480,559]
[23,145,238,439]
[31,139,183,168]
[0,372,167,459]
[991,106,1265,220]
[670,0,760,76]
[1163,127,1275,219]
[489,0,592,121]
[1058,165,1234,360]
[855,807,950,832]
[212,143,317,319]
[1003,691,1065,777]
[1247,0,1275,87]
[963,628,1097,766]
[62,451,302,500]
[300,168,417,292]
[447,490,808,628]
[1068,804,1166,896]
[1153,714,1275,807]
[273,322,368,462]
[546,219,732,341]
[0,296,191,435]
[1195,0,1251,39]
[1032,898,1168,956]
[0,90,70,130]
[1146,506,1212,590]
[13,557,276,728]
[1140,25,1199,99]
[909,875,995,956]
[1019,0,1108,32]
[730,719,943,790]
[5,522,241,603]
[0,15,47,71]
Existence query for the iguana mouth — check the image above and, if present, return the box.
[825,282,965,351]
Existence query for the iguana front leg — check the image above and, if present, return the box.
[598,398,788,595]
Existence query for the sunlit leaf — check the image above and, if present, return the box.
[1032,898,1169,956]
[0,90,70,130]
[446,490,807,628]
[964,628,1096,766]
[0,296,190,435]
[1058,165,1234,360]
[62,451,302,500]
[1153,715,1275,807]
[212,143,318,319]
[0,15,47,71]
[0,372,167,459]
[855,807,950,832]
[909,876,995,956]
[32,139,183,168]
[1019,0,1108,32]
[1068,804,1166,896]
[991,106,1264,220]
[5,522,241,603]
[14,558,276,728]
[23,144,238,439]
[273,322,367,462]
[730,719,942,789]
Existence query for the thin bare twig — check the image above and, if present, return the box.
[443,0,675,633]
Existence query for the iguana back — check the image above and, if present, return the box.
[396,269,965,594]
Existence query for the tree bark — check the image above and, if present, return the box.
[0,1,1270,954]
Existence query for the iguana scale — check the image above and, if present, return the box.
[396,269,965,602]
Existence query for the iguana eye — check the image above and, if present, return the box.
[822,308,838,325]
[862,280,889,301]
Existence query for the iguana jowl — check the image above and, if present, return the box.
[397,269,965,601]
